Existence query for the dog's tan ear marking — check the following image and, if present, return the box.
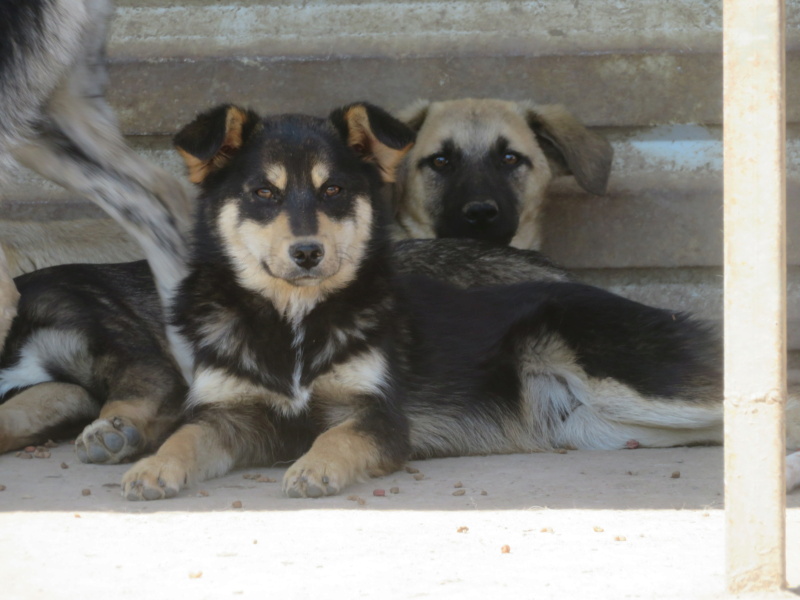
[329,102,416,183]
[174,105,257,184]
[524,104,614,196]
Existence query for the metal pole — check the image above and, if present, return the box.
[723,0,787,593]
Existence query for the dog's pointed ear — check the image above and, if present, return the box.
[329,102,416,183]
[523,104,613,196]
[396,99,431,132]
[174,105,259,184]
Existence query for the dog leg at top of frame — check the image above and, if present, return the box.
[121,422,235,501]
[0,382,98,454]
[283,419,401,498]
[0,246,20,353]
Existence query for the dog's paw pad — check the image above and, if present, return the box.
[75,416,144,464]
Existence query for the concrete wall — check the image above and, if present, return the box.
[2,0,799,354]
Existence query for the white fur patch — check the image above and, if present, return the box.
[265,163,287,190]
[188,367,310,417]
[314,348,391,425]
[0,329,90,396]
[311,162,330,189]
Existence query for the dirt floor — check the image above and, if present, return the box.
[1,444,798,600]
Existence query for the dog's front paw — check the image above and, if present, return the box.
[122,456,189,501]
[283,456,345,498]
[76,416,143,464]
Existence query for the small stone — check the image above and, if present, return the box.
[102,483,120,488]
[593,526,604,533]
[540,527,554,533]
[452,489,466,496]
[33,450,51,459]
[60,462,69,469]
[44,440,58,448]
[196,490,210,497]
[0,485,6,491]
[389,487,400,494]
[373,489,386,497]
[24,446,36,453]
[671,471,681,479]
[16,452,32,460]
[554,448,568,454]
[626,439,640,449]
[457,526,469,533]
[188,572,203,579]
[615,536,627,542]
[480,490,488,496]
[501,545,511,554]
[232,500,243,509]
[256,476,276,483]
[81,489,91,496]
[404,466,420,474]
[412,473,424,481]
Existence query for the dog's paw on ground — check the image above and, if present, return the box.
[75,416,143,464]
[283,458,344,498]
[121,456,188,501]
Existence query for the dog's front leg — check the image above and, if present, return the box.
[121,422,233,501]
[283,404,409,498]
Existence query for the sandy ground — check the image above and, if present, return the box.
[1,444,798,600]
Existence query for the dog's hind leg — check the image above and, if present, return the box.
[0,382,98,453]
[75,364,186,464]
[10,3,194,381]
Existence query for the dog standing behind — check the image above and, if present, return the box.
[0,0,193,376]
[393,98,613,248]
[0,0,198,458]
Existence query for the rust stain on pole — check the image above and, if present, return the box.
[723,0,787,593]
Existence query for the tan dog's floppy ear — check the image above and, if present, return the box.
[524,104,613,196]
[174,105,259,184]
[329,102,416,183]
[396,99,431,132]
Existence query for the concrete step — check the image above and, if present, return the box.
[110,0,800,60]
[104,52,800,134]
[99,1,800,133]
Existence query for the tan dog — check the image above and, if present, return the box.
[393,98,613,249]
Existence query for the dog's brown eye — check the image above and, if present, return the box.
[502,152,520,166]
[431,155,449,170]
[324,185,341,197]
[255,188,274,200]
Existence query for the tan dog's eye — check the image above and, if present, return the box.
[502,152,520,166]
[255,188,273,199]
[324,185,341,197]
[431,155,449,170]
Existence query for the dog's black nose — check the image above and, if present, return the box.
[289,242,325,270]
[463,200,499,225]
